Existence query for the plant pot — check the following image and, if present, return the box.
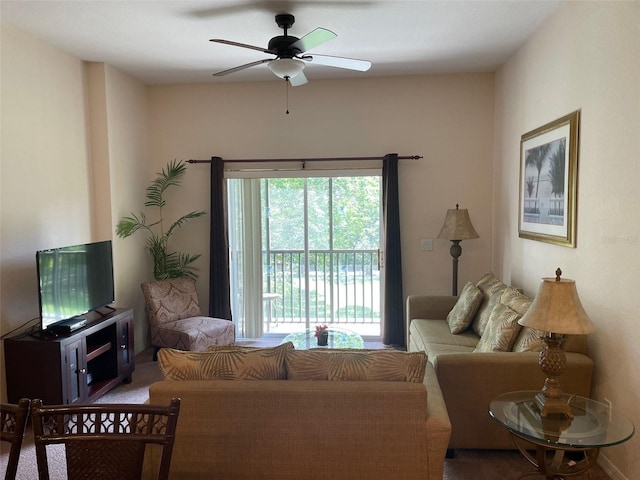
[317,330,329,346]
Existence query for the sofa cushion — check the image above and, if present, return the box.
[447,282,483,334]
[500,286,532,316]
[472,272,508,337]
[158,342,293,380]
[285,349,427,383]
[410,319,480,353]
[423,343,475,362]
[152,316,236,352]
[474,303,522,352]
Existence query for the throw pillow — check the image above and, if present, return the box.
[511,327,544,352]
[285,348,375,380]
[474,303,523,352]
[472,272,508,337]
[327,350,427,383]
[285,349,427,383]
[500,286,532,316]
[158,341,294,380]
[446,281,483,334]
[285,349,333,380]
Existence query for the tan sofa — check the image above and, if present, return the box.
[407,273,594,451]
[144,346,452,480]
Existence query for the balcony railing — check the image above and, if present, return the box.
[263,249,380,329]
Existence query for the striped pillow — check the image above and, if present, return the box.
[474,303,522,352]
[158,342,293,380]
[285,349,427,383]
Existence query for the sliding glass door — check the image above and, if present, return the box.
[228,174,381,339]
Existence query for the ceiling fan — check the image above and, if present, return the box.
[210,13,371,86]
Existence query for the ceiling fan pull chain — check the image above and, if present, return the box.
[285,77,291,114]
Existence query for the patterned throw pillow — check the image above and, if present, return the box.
[327,350,427,383]
[285,349,334,380]
[472,272,508,337]
[511,327,545,352]
[447,281,483,334]
[498,286,543,352]
[158,342,294,380]
[500,286,532,316]
[285,349,427,383]
[474,303,523,352]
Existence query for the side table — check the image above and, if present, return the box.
[489,391,634,479]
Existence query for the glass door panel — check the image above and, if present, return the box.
[229,175,381,339]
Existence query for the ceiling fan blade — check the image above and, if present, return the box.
[290,27,336,53]
[303,54,371,72]
[210,38,275,55]
[213,59,272,77]
[288,71,308,87]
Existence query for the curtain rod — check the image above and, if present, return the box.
[187,155,422,164]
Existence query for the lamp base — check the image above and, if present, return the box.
[449,240,462,296]
[534,391,573,418]
[535,334,573,418]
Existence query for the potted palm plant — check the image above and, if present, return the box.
[116,160,206,280]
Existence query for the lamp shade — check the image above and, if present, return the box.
[267,58,305,79]
[437,204,479,241]
[518,269,595,335]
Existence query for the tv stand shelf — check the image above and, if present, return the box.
[86,342,112,361]
[4,308,134,405]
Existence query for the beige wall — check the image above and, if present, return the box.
[99,64,153,353]
[494,2,639,478]
[147,75,495,309]
[0,24,151,400]
[0,23,94,400]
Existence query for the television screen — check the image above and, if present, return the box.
[36,240,115,330]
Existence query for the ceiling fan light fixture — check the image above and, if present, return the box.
[267,58,305,79]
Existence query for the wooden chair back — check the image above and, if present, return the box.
[31,398,181,480]
[1,398,31,480]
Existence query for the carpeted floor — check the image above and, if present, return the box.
[2,343,613,480]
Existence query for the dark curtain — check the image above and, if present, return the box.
[209,157,232,320]
[382,153,404,346]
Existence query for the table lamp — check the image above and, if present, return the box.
[437,204,479,295]
[518,268,595,417]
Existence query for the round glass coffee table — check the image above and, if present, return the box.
[489,391,634,479]
[282,327,364,350]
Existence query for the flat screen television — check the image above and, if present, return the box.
[36,240,115,331]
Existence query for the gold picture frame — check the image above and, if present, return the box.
[518,111,580,247]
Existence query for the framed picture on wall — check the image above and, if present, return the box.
[518,110,580,247]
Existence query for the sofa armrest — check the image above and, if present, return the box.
[406,295,458,346]
[432,351,594,449]
[407,295,458,321]
[423,363,452,480]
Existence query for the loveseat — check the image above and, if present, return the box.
[144,343,452,480]
[407,272,594,450]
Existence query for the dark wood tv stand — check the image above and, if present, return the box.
[4,308,134,404]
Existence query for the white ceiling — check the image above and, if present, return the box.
[1,0,563,86]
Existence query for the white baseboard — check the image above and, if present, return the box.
[598,453,628,480]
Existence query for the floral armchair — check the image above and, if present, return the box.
[141,277,235,359]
